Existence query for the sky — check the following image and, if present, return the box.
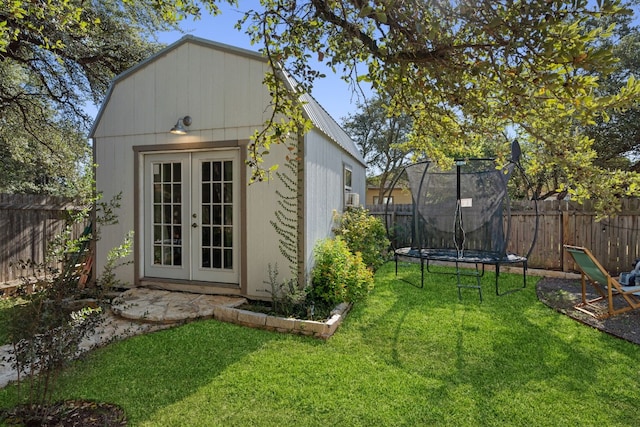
[153,3,372,124]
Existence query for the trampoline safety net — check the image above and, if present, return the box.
[389,147,530,300]
[405,159,514,261]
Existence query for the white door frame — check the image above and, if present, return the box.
[142,149,240,284]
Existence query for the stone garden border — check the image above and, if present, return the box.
[213,302,352,339]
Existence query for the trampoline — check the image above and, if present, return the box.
[387,140,537,301]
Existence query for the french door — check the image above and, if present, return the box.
[143,151,239,284]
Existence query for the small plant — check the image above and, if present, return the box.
[265,263,308,318]
[92,230,134,300]
[310,237,374,307]
[333,206,390,271]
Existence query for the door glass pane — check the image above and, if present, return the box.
[202,183,210,203]
[202,248,211,268]
[212,206,222,225]
[200,160,233,270]
[224,206,233,225]
[173,184,181,203]
[213,183,221,204]
[202,206,210,225]
[224,249,233,269]
[224,161,233,181]
[162,163,172,182]
[223,183,232,203]
[153,183,161,203]
[172,206,181,224]
[213,162,221,181]
[223,227,233,247]
[152,161,182,266]
[213,249,222,268]
[202,162,210,181]
[202,226,210,246]
[212,227,222,247]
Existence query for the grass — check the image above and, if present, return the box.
[1,262,639,426]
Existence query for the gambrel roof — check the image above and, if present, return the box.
[90,35,365,166]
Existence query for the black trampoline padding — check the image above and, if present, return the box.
[394,247,527,265]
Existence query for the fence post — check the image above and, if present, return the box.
[561,201,571,272]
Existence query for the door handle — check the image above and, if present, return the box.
[191,222,198,228]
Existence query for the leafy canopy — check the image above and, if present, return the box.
[226,1,640,212]
[0,1,209,196]
[4,1,640,212]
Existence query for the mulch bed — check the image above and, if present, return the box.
[536,277,640,345]
[2,400,126,426]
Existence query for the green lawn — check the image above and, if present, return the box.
[1,262,639,426]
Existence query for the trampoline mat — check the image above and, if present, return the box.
[395,247,526,265]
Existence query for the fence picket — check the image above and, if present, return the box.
[0,194,85,284]
[366,200,640,274]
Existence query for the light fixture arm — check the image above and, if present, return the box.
[170,115,192,135]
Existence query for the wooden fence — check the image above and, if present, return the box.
[367,199,640,275]
[0,194,86,284]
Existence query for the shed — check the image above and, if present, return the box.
[90,36,366,299]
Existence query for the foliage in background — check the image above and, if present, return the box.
[583,4,640,172]
[333,206,390,272]
[0,1,190,198]
[237,0,640,213]
[342,95,414,200]
[310,237,373,307]
[6,1,640,212]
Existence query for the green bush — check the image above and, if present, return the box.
[310,237,374,306]
[333,206,390,271]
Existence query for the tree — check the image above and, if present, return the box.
[342,96,412,204]
[5,1,640,214]
[0,108,92,197]
[584,7,640,171]
[0,1,214,197]
[237,0,640,215]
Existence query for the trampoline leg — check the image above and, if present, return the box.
[420,257,425,288]
[495,260,527,296]
[395,253,398,277]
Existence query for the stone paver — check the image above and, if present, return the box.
[112,288,246,322]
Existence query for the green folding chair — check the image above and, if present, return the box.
[564,245,640,319]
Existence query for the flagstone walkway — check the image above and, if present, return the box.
[0,288,247,388]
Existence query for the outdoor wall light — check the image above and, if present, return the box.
[170,115,192,135]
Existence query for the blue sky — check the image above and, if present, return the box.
[154,3,372,124]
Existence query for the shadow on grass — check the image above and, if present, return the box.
[0,318,319,424]
[1,263,639,425]
[348,261,640,424]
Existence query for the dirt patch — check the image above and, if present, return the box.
[537,277,640,345]
[2,400,126,426]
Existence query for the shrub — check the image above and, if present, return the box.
[3,194,130,418]
[310,237,374,306]
[265,263,308,318]
[333,206,390,271]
